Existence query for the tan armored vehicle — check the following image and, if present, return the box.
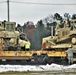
[42,19,76,64]
[0,21,30,51]
[42,20,76,49]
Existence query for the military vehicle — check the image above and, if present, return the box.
[0,21,30,51]
[42,19,76,64]
[0,21,34,65]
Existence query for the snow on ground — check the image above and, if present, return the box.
[0,63,76,72]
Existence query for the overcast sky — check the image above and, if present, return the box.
[0,0,76,25]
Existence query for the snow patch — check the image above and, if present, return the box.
[0,63,76,72]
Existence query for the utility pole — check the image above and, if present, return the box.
[7,0,10,21]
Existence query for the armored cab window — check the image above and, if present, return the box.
[74,21,76,27]
[71,20,76,30]
[5,24,14,31]
[20,34,28,41]
[2,21,16,31]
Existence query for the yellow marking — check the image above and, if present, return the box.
[47,51,66,57]
[0,51,66,57]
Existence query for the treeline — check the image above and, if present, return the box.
[16,13,76,50]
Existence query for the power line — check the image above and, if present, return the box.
[0,1,76,5]
[10,1,76,5]
[0,1,6,3]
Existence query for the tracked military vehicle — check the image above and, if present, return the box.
[42,19,76,64]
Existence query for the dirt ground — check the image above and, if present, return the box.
[0,71,76,75]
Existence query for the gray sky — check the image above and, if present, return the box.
[0,0,76,25]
